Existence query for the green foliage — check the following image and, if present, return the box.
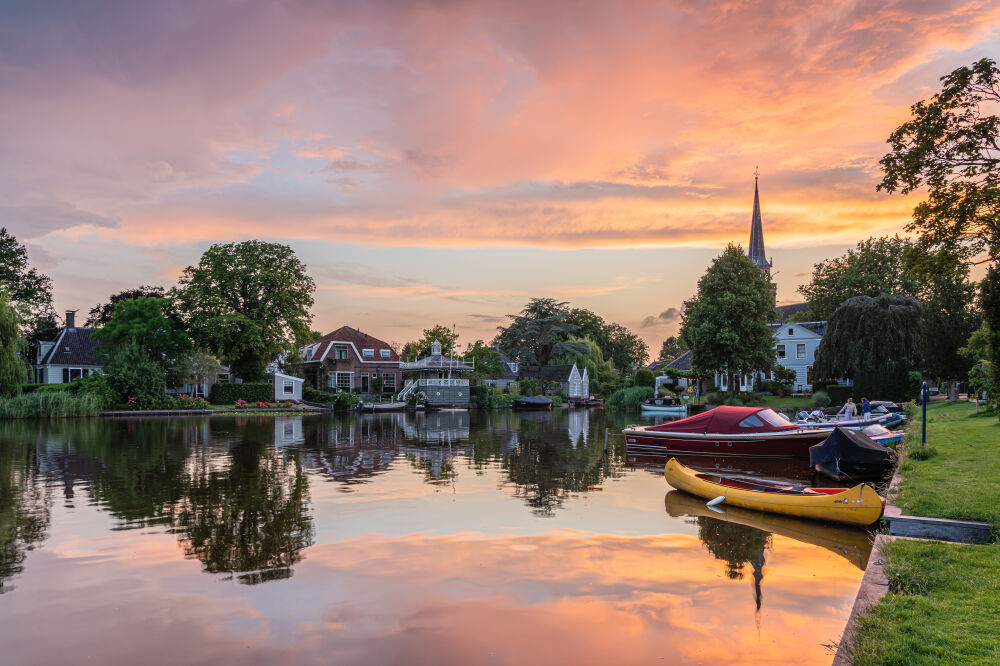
[67,373,117,410]
[877,58,1000,262]
[826,384,852,406]
[303,385,337,403]
[811,391,831,408]
[606,385,653,408]
[552,336,616,397]
[86,285,165,327]
[0,391,102,418]
[0,295,25,398]
[632,368,655,387]
[172,240,316,381]
[813,294,920,385]
[0,227,56,341]
[175,349,224,389]
[850,360,914,402]
[914,251,979,382]
[680,244,776,395]
[729,391,763,406]
[126,394,211,411]
[484,393,518,409]
[463,340,504,381]
[104,339,166,401]
[519,377,540,397]
[402,324,456,360]
[658,335,687,362]
[95,296,191,384]
[703,391,726,405]
[980,265,1000,413]
[907,446,938,461]
[968,360,993,401]
[208,382,273,405]
[495,298,648,371]
[798,236,921,321]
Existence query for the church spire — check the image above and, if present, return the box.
[748,169,771,272]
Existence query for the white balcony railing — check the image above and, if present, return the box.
[415,378,469,387]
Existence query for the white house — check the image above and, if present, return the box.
[31,310,104,384]
[269,372,304,401]
[713,321,827,394]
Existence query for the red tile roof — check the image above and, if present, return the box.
[301,326,400,364]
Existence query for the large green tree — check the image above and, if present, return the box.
[86,285,166,327]
[798,236,921,321]
[172,241,315,381]
[680,245,776,395]
[494,298,584,367]
[979,265,1000,410]
[0,296,26,397]
[462,340,503,383]
[95,297,191,385]
[0,228,56,342]
[401,324,457,360]
[915,252,980,388]
[103,339,167,401]
[878,57,1000,412]
[813,294,921,400]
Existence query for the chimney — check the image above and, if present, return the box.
[65,310,76,328]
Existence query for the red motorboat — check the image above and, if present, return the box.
[621,405,832,458]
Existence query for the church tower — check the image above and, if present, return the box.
[748,172,776,300]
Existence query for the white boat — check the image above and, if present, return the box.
[640,397,688,415]
[863,423,904,445]
[796,412,904,430]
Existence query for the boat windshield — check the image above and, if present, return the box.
[738,414,764,428]
[757,409,792,428]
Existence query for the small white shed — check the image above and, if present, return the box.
[270,372,304,401]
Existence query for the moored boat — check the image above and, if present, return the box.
[640,396,687,415]
[862,423,904,445]
[809,427,897,481]
[796,412,905,430]
[514,396,553,411]
[623,405,831,458]
[663,458,885,526]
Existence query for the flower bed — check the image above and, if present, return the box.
[235,399,294,409]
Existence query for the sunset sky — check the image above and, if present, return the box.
[3,1,999,353]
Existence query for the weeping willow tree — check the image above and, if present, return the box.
[813,294,921,401]
[0,296,25,398]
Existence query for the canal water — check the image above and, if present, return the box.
[0,410,870,665]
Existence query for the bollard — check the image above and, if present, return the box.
[604,428,609,454]
[921,381,928,448]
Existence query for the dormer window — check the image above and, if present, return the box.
[362,348,374,358]
[335,345,349,360]
[788,328,794,336]
[380,349,391,359]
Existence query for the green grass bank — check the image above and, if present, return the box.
[849,539,1000,665]
[895,401,1000,535]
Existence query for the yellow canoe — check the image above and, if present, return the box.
[663,458,884,527]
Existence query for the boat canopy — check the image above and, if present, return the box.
[809,427,896,469]
[644,405,798,434]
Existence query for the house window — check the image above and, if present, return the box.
[788,328,794,336]
[382,374,396,391]
[61,368,84,383]
[283,381,294,395]
[217,373,230,383]
[797,343,806,359]
[335,345,349,360]
[776,344,786,358]
[807,366,814,384]
[336,372,351,390]
[362,348,374,358]
[380,349,391,359]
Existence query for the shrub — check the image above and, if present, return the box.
[303,386,339,403]
[209,382,273,404]
[730,391,764,406]
[704,391,726,405]
[67,374,117,409]
[0,392,102,418]
[334,392,359,410]
[826,384,853,406]
[811,390,831,407]
[632,368,655,387]
[104,339,166,401]
[519,378,540,397]
[126,394,211,410]
[486,393,517,409]
[607,385,654,408]
[23,383,70,394]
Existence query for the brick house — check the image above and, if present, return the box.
[299,326,401,396]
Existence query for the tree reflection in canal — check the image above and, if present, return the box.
[0,437,50,594]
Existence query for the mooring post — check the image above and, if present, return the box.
[604,428,609,454]
[921,381,928,448]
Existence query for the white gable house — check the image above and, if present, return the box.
[772,321,826,392]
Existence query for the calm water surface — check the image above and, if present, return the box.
[0,409,871,665]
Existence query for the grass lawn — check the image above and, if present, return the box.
[849,539,1000,665]
[896,401,1000,536]
[758,394,815,408]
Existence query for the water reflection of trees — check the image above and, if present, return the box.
[696,517,772,581]
[0,438,50,594]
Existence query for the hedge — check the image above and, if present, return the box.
[209,382,273,404]
[826,384,853,406]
